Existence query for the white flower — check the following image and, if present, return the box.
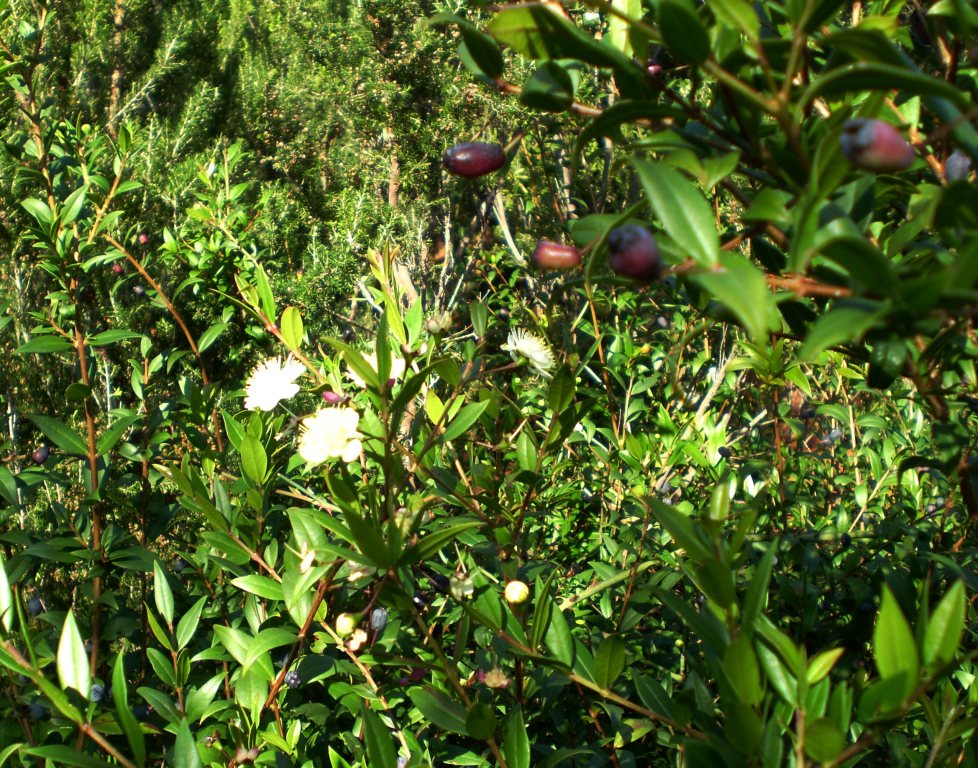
[346,352,406,389]
[244,356,305,411]
[297,407,363,465]
[502,329,555,378]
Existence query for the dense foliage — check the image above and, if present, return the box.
[0,0,977,766]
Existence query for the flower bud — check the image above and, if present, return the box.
[504,580,530,605]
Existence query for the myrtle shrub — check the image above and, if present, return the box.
[1,1,978,767]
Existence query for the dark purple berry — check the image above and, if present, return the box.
[443,142,506,179]
[800,406,816,419]
[173,558,187,573]
[27,702,49,720]
[840,533,851,548]
[30,446,49,465]
[90,683,105,702]
[27,596,42,616]
[608,225,662,282]
[718,446,731,459]
[133,704,151,720]
[946,150,973,181]
[284,670,302,688]
[132,284,145,297]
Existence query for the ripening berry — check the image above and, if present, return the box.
[945,149,973,181]
[321,390,344,404]
[532,241,582,270]
[443,142,506,178]
[840,119,915,173]
[30,446,49,465]
[504,580,530,605]
[111,263,125,275]
[335,612,358,637]
[137,233,149,246]
[607,225,663,282]
[370,607,389,632]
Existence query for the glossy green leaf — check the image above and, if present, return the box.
[362,703,397,768]
[873,586,919,690]
[176,596,207,651]
[658,0,709,63]
[802,62,967,108]
[26,414,88,455]
[504,707,531,768]
[57,610,90,698]
[695,253,772,343]
[803,718,844,764]
[465,701,497,740]
[521,61,575,112]
[632,159,719,267]
[724,635,762,706]
[409,687,468,734]
[807,647,845,685]
[280,306,304,351]
[153,559,174,625]
[240,434,267,486]
[17,336,74,354]
[923,580,965,668]
[799,302,886,361]
[593,633,626,689]
[174,719,203,768]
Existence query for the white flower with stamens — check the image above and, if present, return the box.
[346,352,406,389]
[297,407,363,465]
[502,329,555,378]
[244,356,305,411]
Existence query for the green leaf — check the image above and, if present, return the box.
[724,635,762,706]
[873,585,919,694]
[409,687,468,734]
[593,634,626,689]
[112,653,146,765]
[17,336,73,354]
[97,411,142,454]
[807,647,845,685]
[520,61,575,112]
[695,253,772,343]
[231,574,283,601]
[87,329,142,346]
[632,159,719,267]
[607,0,641,56]
[799,302,886,361]
[710,0,759,38]
[442,399,491,443]
[460,28,504,80]
[0,554,11,631]
[153,560,174,625]
[240,434,268,486]
[634,675,674,718]
[176,597,207,651]
[504,707,531,768]
[658,0,710,63]
[57,610,90,698]
[20,747,113,768]
[574,101,683,160]
[401,520,484,565]
[802,62,967,108]
[923,580,965,668]
[544,607,575,667]
[804,718,844,764]
[21,197,53,225]
[280,306,304,351]
[465,701,497,740]
[26,414,88,455]
[174,718,203,768]
[362,703,397,768]
[196,322,228,353]
[646,498,712,563]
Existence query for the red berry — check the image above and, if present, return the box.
[532,241,581,270]
[607,225,662,282]
[840,119,914,173]
[111,263,125,275]
[137,233,149,246]
[443,142,506,178]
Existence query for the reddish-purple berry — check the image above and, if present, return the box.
[532,241,582,270]
[321,390,345,404]
[30,446,49,465]
[111,263,125,275]
[443,142,506,179]
[137,233,149,246]
[607,225,662,282]
[840,119,914,173]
